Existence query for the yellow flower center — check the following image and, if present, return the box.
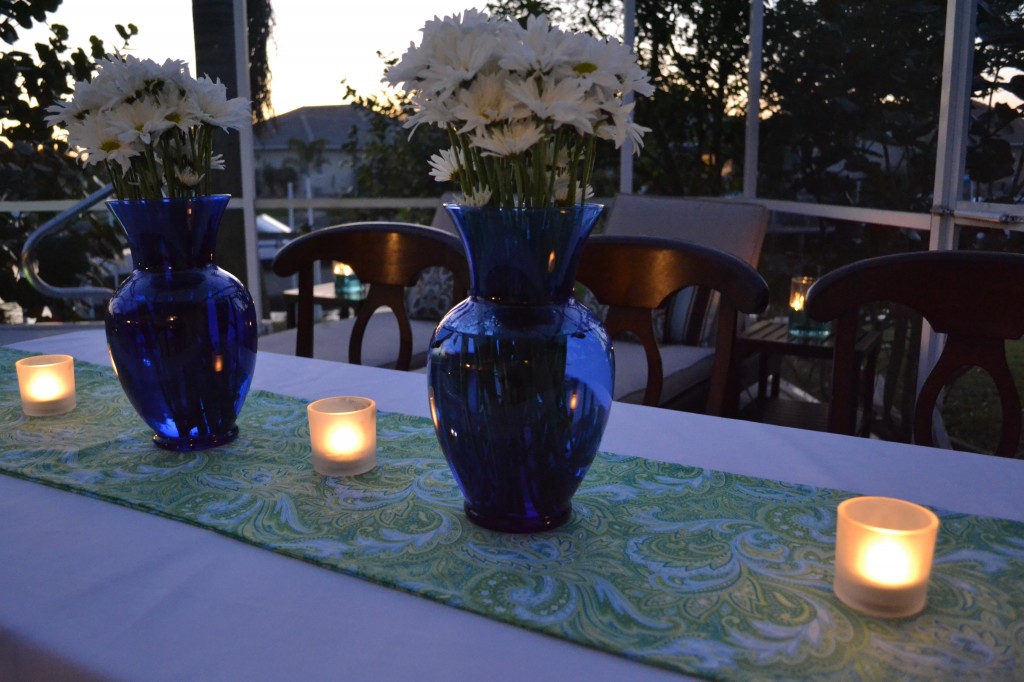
[574,62,598,75]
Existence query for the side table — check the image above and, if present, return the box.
[737,318,882,437]
[282,282,367,329]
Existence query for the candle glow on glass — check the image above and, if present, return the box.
[834,496,939,618]
[307,396,376,476]
[27,373,62,400]
[326,423,364,456]
[790,292,806,311]
[15,354,76,416]
[860,536,915,586]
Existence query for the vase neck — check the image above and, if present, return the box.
[107,196,229,272]
[446,204,603,306]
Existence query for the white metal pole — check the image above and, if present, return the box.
[929,0,975,254]
[287,182,295,229]
[233,0,262,319]
[306,177,314,228]
[618,0,636,195]
[743,0,764,199]
[916,0,976,446]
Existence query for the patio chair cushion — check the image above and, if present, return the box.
[260,310,439,369]
[405,267,457,321]
[612,340,717,405]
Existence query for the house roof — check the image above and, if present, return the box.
[253,105,377,151]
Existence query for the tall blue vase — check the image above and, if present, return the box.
[105,195,258,450]
[427,204,614,533]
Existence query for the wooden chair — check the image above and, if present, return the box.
[805,250,1024,457]
[603,195,769,345]
[265,222,468,370]
[577,235,769,415]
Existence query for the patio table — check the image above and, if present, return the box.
[1,329,1021,681]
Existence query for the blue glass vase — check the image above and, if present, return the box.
[105,195,258,450]
[428,204,613,533]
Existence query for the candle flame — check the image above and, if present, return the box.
[791,293,806,311]
[860,538,915,586]
[27,373,63,401]
[326,424,363,456]
[334,262,354,277]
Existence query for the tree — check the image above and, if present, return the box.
[488,0,751,196]
[966,1,1024,203]
[341,78,449,221]
[286,137,327,182]
[0,0,129,321]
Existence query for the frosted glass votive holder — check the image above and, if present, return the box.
[308,396,376,476]
[834,496,940,618]
[15,354,76,417]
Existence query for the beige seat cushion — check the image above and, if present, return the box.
[260,310,439,369]
[611,340,716,405]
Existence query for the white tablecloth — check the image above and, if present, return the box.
[2,330,1022,681]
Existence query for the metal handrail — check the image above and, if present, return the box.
[19,184,116,301]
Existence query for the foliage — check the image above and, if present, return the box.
[759,0,946,210]
[489,0,753,197]
[0,0,127,320]
[488,0,1024,209]
[967,1,1024,202]
[285,137,327,178]
[342,77,450,213]
[246,0,275,124]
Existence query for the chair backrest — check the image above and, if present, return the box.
[805,250,1024,457]
[272,222,469,370]
[577,235,769,413]
[603,195,769,344]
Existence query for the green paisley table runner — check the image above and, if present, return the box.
[1,348,1022,681]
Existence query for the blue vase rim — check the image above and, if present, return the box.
[444,202,603,216]
[106,194,231,208]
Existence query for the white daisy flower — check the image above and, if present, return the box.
[107,97,175,146]
[452,73,527,135]
[471,122,545,157]
[391,9,652,208]
[189,75,251,130]
[176,168,204,187]
[498,14,577,76]
[428,148,464,183]
[53,52,250,200]
[67,114,142,173]
[506,77,597,134]
[456,186,493,206]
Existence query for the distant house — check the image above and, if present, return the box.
[252,105,377,199]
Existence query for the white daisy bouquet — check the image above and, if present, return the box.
[385,10,654,209]
[45,55,250,201]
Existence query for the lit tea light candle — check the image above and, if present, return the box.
[788,275,829,338]
[307,396,376,476]
[789,275,812,312]
[834,496,940,618]
[15,354,77,417]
